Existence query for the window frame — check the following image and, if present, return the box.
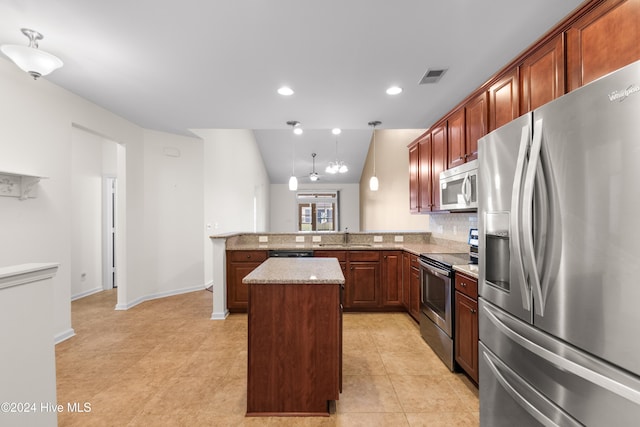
[295,191,339,232]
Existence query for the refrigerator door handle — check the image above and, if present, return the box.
[484,301,640,406]
[522,118,545,316]
[481,348,582,427]
[510,123,532,312]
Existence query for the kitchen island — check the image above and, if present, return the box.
[243,257,345,417]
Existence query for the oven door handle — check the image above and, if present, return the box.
[418,258,451,278]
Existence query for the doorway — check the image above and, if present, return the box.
[103,176,117,289]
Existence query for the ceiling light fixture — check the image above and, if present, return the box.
[368,121,381,191]
[386,86,403,95]
[1,28,63,80]
[309,153,320,182]
[277,86,294,96]
[325,129,348,174]
[286,121,300,191]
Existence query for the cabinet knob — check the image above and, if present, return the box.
[247,255,251,259]
[470,308,477,314]
[461,282,467,287]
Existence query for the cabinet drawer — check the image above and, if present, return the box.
[314,250,347,262]
[455,272,478,299]
[348,251,381,262]
[227,250,268,262]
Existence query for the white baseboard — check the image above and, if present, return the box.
[114,284,207,311]
[71,286,104,301]
[211,309,229,320]
[54,328,76,344]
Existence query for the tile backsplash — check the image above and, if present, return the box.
[428,213,478,243]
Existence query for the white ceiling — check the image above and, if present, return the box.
[0,0,584,184]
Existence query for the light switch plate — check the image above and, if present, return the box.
[295,236,305,242]
[258,236,268,243]
[373,235,383,242]
[312,236,321,242]
[394,235,404,242]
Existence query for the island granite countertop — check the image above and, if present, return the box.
[242,257,345,285]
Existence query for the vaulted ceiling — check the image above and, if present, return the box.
[0,0,584,183]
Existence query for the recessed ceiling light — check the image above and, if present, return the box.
[332,128,341,135]
[386,86,403,95]
[277,86,294,96]
[294,128,303,135]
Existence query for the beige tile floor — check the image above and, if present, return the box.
[56,289,479,426]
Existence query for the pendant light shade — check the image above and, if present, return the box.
[368,121,381,191]
[286,120,301,191]
[1,29,63,80]
[289,175,298,191]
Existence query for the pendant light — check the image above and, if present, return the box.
[309,153,319,181]
[286,121,300,191]
[325,128,348,174]
[1,28,63,80]
[368,121,381,191]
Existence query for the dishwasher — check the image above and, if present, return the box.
[267,250,314,258]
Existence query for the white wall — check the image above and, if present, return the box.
[270,183,360,232]
[0,57,205,340]
[194,129,270,287]
[140,129,205,299]
[360,129,429,231]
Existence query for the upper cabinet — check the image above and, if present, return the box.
[520,34,565,114]
[566,0,640,92]
[447,109,466,169]
[488,68,519,132]
[409,0,640,214]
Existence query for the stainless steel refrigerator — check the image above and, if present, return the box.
[478,60,640,426]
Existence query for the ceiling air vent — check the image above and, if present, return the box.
[419,68,448,85]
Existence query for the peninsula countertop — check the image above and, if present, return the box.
[242,257,345,285]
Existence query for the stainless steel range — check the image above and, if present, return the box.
[418,252,469,371]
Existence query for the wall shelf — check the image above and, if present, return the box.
[0,171,46,200]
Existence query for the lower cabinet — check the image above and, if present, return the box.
[454,272,479,383]
[226,250,267,312]
[347,251,381,308]
[381,251,403,307]
[402,252,421,322]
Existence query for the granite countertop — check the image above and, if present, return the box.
[243,258,345,285]
[453,263,479,279]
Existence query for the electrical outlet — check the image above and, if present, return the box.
[373,235,383,242]
[312,236,321,242]
[259,236,268,243]
[295,236,305,242]
[394,235,404,242]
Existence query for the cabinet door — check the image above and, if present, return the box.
[430,124,447,212]
[409,143,420,213]
[418,134,432,213]
[410,266,421,322]
[447,109,466,169]
[520,33,565,113]
[348,262,380,308]
[381,251,403,307]
[402,252,411,310]
[455,291,479,383]
[465,92,487,163]
[489,68,519,131]
[567,0,640,92]
[227,261,263,311]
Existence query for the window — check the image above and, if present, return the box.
[296,191,338,232]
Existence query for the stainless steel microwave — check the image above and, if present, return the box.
[439,159,478,211]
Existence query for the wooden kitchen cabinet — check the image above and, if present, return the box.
[226,250,267,312]
[447,108,466,169]
[488,68,519,132]
[418,133,432,212]
[454,272,479,383]
[401,252,421,322]
[430,123,447,212]
[381,251,403,307]
[566,0,640,92]
[347,251,381,309]
[520,33,565,113]
[464,92,487,164]
[409,143,420,213]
